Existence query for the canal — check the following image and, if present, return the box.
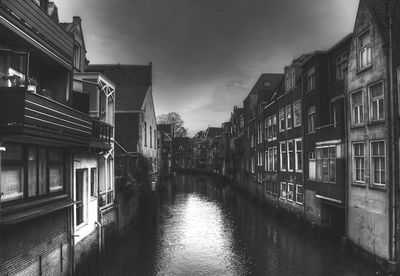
[105,174,379,275]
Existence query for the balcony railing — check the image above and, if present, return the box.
[92,119,113,143]
[0,88,93,144]
[0,0,73,66]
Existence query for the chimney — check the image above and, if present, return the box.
[48,2,59,23]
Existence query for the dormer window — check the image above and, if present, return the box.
[285,67,296,91]
[73,43,81,70]
[358,29,371,70]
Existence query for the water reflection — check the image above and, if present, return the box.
[106,174,377,276]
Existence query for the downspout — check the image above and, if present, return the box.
[94,220,103,275]
[388,2,398,266]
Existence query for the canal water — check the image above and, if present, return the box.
[106,174,379,275]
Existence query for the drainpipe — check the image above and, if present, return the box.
[387,2,398,268]
[95,220,103,275]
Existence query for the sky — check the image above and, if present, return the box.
[55,0,359,136]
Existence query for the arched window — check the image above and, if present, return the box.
[144,122,147,147]
[150,126,152,148]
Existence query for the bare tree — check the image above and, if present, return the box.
[157,112,188,137]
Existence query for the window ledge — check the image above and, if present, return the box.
[351,181,366,187]
[350,124,365,130]
[370,185,387,192]
[368,120,385,127]
[357,65,372,75]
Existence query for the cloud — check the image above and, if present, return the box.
[55,0,359,136]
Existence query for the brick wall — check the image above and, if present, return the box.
[0,209,70,276]
[74,230,99,276]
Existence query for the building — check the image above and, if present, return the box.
[87,64,158,182]
[172,137,193,170]
[302,35,351,235]
[157,124,173,178]
[193,131,207,172]
[63,16,117,274]
[346,0,399,264]
[0,1,110,274]
[228,106,245,184]
[275,56,310,217]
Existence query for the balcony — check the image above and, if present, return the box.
[91,119,113,150]
[0,0,73,67]
[0,87,93,145]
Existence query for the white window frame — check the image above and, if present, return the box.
[272,115,277,140]
[358,29,372,70]
[265,150,269,171]
[295,138,303,173]
[286,105,292,130]
[308,151,316,180]
[307,67,315,92]
[296,185,303,205]
[280,142,287,171]
[273,146,278,171]
[351,90,364,126]
[353,142,365,184]
[315,145,336,183]
[279,108,285,132]
[258,151,263,166]
[287,140,294,172]
[285,67,296,91]
[370,140,386,187]
[280,182,287,199]
[368,81,384,122]
[307,106,316,133]
[287,183,294,201]
[293,100,302,127]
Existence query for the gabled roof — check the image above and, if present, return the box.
[87,64,153,111]
[206,127,223,139]
[61,17,87,53]
[87,64,152,87]
[116,86,149,111]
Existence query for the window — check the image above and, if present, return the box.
[307,67,315,92]
[331,102,337,125]
[353,143,365,183]
[251,157,255,173]
[258,151,263,166]
[75,169,86,226]
[293,100,302,127]
[315,146,336,182]
[90,168,97,197]
[1,144,24,202]
[280,182,287,199]
[265,150,269,171]
[257,172,263,183]
[307,106,316,133]
[308,152,316,180]
[258,123,263,144]
[279,108,285,132]
[150,126,152,148]
[285,67,296,91]
[287,183,294,201]
[48,149,64,192]
[98,156,114,208]
[295,139,303,172]
[371,141,386,186]
[369,82,384,122]
[1,144,65,203]
[273,147,278,171]
[250,134,255,148]
[154,130,157,148]
[267,148,273,171]
[280,142,287,171]
[286,105,292,130]
[359,30,371,70]
[272,115,277,139]
[287,140,294,172]
[351,91,363,125]
[336,52,348,81]
[296,185,303,204]
[266,117,272,140]
[73,43,81,70]
[144,123,147,146]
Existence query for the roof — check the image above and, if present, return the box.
[206,127,223,139]
[87,64,152,87]
[87,64,153,111]
[115,86,149,111]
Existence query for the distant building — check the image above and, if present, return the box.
[87,64,158,175]
[158,124,173,177]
